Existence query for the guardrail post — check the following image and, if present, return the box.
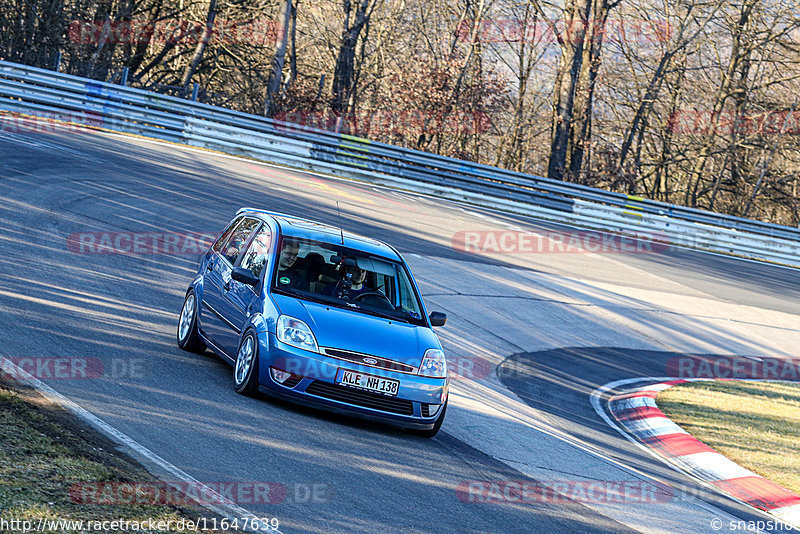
[120,67,129,87]
[53,52,62,72]
[191,83,199,102]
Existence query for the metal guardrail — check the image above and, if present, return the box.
[1,60,799,266]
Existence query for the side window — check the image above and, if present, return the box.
[397,270,417,313]
[212,217,241,253]
[240,227,272,278]
[219,218,260,265]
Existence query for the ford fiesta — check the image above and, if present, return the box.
[176,208,449,437]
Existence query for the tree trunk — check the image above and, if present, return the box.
[618,2,718,171]
[547,0,592,180]
[331,0,371,118]
[264,0,292,117]
[85,0,114,79]
[568,0,612,180]
[683,2,754,206]
[180,0,217,92]
[286,2,298,89]
[618,51,675,169]
[742,98,799,216]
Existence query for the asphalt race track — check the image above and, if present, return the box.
[1,127,799,533]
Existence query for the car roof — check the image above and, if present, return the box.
[236,208,401,261]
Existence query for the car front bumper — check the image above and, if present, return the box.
[257,333,448,430]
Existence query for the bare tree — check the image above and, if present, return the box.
[331,0,375,121]
[180,0,217,92]
[264,0,292,116]
[528,0,593,180]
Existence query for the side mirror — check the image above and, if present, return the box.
[429,311,447,327]
[231,267,260,287]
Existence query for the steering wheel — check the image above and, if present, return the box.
[353,291,394,309]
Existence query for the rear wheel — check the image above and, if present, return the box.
[407,401,447,438]
[177,290,205,353]
[234,331,260,396]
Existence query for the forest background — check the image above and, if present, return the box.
[3,0,800,224]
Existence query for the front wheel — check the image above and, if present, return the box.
[177,290,205,353]
[407,401,447,438]
[234,331,260,396]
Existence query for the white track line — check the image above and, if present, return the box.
[1,355,281,533]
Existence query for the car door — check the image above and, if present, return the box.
[215,224,273,355]
[201,216,260,357]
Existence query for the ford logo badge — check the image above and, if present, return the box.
[363,358,378,365]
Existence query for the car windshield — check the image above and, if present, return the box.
[271,236,427,326]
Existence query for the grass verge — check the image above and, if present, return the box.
[658,380,800,494]
[0,382,227,533]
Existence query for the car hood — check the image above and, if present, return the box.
[272,293,439,368]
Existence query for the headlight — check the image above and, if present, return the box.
[418,348,447,378]
[276,315,319,353]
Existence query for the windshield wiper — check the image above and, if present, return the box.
[349,305,409,323]
[274,288,411,322]
[274,288,344,308]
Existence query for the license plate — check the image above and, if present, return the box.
[336,369,400,397]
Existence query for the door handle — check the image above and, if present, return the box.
[224,281,231,291]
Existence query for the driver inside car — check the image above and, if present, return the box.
[323,263,372,300]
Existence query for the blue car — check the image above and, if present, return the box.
[177,208,449,437]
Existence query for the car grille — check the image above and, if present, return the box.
[281,374,302,388]
[305,380,414,415]
[322,348,416,374]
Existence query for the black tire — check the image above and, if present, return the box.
[407,401,447,438]
[177,290,206,353]
[233,330,260,396]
